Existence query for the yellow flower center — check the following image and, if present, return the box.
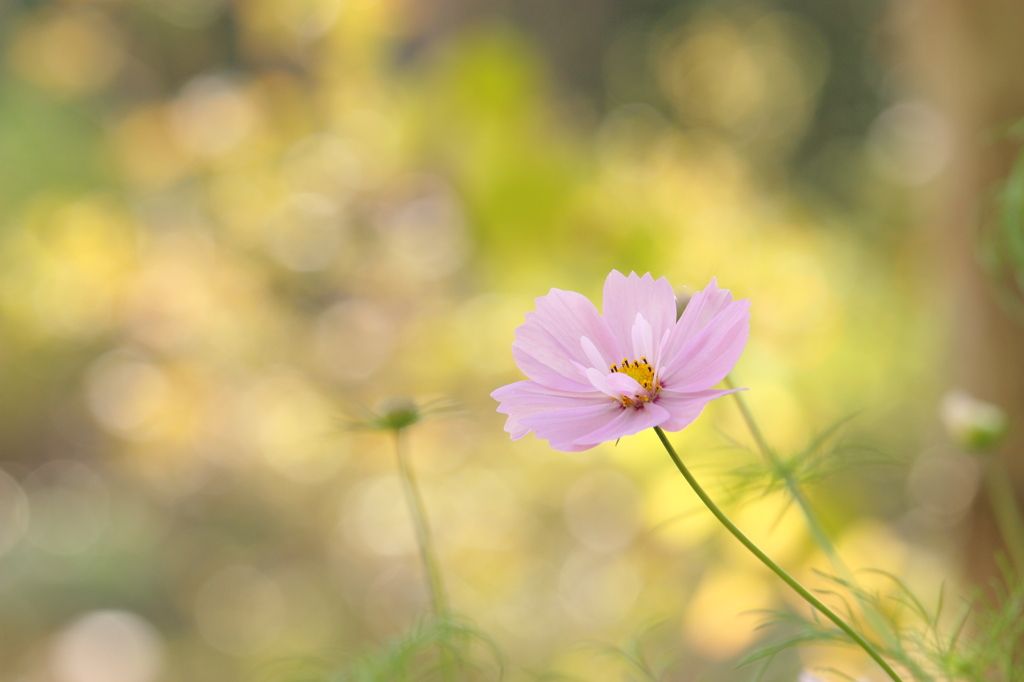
[609,357,659,407]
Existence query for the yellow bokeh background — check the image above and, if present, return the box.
[0,0,981,680]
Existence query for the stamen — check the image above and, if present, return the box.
[608,356,658,393]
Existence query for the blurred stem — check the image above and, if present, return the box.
[394,428,448,618]
[394,428,455,682]
[984,457,1024,575]
[654,427,903,682]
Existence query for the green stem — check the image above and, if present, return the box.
[984,457,1024,576]
[394,429,455,681]
[394,429,448,618]
[653,426,903,682]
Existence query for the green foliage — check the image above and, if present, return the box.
[0,84,109,212]
[723,414,900,500]
[745,569,1024,682]
[335,616,503,682]
[981,126,1024,327]
[589,623,682,682]
[272,616,504,682]
[342,396,460,432]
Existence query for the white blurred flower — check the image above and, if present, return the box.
[50,611,163,682]
[941,390,1008,452]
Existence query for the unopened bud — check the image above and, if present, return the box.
[374,396,421,431]
[675,291,692,320]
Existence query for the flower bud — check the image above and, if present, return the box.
[373,396,421,431]
[675,291,692,320]
[344,395,457,432]
[941,390,1008,452]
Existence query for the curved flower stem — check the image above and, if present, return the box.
[653,426,903,682]
[394,428,448,618]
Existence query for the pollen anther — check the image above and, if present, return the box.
[609,356,657,391]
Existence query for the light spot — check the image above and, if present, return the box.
[263,192,348,272]
[241,371,348,482]
[194,565,285,656]
[683,568,775,659]
[868,101,952,185]
[25,461,110,555]
[343,476,416,557]
[312,299,395,380]
[908,446,981,523]
[0,469,29,557]
[558,550,642,627]
[50,611,163,682]
[85,350,170,439]
[564,469,641,553]
[7,9,124,96]
[170,75,259,158]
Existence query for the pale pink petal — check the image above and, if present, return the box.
[605,372,645,398]
[491,380,566,401]
[574,403,670,444]
[603,271,676,359]
[631,313,654,361]
[585,367,621,399]
[512,343,593,392]
[501,405,552,440]
[491,380,600,403]
[655,327,672,367]
[518,402,624,451]
[492,380,609,440]
[547,439,598,453]
[580,336,608,371]
[659,277,736,367]
[502,398,606,440]
[512,288,621,390]
[660,299,750,392]
[656,388,743,432]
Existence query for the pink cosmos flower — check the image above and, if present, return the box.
[491,270,750,452]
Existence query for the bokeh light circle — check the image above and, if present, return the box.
[194,565,285,656]
[24,461,110,555]
[50,610,163,682]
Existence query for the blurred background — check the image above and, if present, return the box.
[0,0,1022,679]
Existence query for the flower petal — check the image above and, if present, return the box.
[659,298,749,391]
[574,403,670,444]
[512,342,593,392]
[659,277,735,367]
[492,380,608,439]
[518,402,624,451]
[491,380,599,403]
[580,336,609,371]
[512,288,621,390]
[656,388,743,432]
[602,271,676,360]
[547,439,599,453]
[631,313,654,362]
[605,372,645,398]
[585,367,622,399]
